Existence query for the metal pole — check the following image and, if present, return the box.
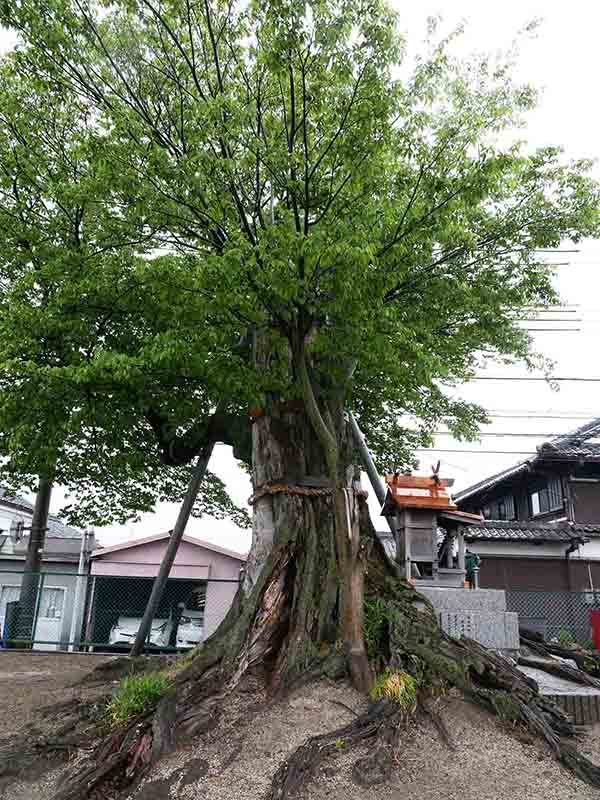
[68,529,90,651]
[347,411,402,563]
[84,576,96,651]
[347,411,386,507]
[130,445,214,657]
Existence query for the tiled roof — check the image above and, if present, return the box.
[0,488,34,511]
[0,488,82,539]
[454,416,600,503]
[91,532,247,561]
[46,517,82,539]
[462,520,600,543]
[453,460,532,503]
[537,416,600,461]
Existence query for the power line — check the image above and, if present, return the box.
[486,413,596,420]
[471,376,600,382]
[433,431,565,438]
[415,448,536,455]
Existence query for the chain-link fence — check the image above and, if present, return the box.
[0,570,240,652]
[506,589,600,645]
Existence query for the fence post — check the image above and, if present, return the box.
[69,530,91,651]
[83,576,97,651]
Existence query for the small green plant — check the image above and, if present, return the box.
[364,596,389,660]
[334,738,345,750]
[583,639,596,652]
[105,671,172,729]
[558,627,576,647]
[371,670,418,713]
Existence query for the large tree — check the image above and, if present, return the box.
[0,53,251,529]
[1,0,600,794]
[0,53,251,638]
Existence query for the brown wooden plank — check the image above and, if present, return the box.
[385,475,452,489]
[390,496,455,509]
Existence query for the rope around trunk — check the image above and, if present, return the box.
[249,482,369,505]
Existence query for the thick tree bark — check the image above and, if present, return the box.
[51,484,600,800]
[17,475,53,644]
[234,405,353,688]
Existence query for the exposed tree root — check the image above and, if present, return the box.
[520,632,600,679]
[267,699,400,799]
[51,513,600,799]
[518,654,600,688]
[418,696,455,750]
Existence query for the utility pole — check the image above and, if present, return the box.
[17,475,53,645]
[130,444,214,657]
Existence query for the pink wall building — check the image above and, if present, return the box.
[88,533,246,642]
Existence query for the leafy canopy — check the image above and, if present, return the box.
[0,55,250,526]
[0,0,598,484]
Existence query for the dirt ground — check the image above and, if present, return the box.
[132,681,600,800]
[0,651,114,735]
[0,651,116,800]
[2,652,600,800]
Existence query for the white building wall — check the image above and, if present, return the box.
[468,540,567,558]
[468,537,600,561]
[575,539,600,561]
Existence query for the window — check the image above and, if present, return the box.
[497,495,515,521]
[38,588,64,620]
[530,477,563,517]
[482,494,515,521]
[0,585,20,615]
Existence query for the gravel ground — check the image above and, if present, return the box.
[308,697,600,800]
[4,654,600,800]
[132,681,600,800]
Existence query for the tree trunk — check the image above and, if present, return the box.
[17,475,53,644]
[52,460,600,800]
[232,404,354,689]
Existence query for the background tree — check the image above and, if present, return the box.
[0,53,252,636]
[2,0,599,736]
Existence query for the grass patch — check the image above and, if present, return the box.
[105,671,172,729]
[371,669,418,713]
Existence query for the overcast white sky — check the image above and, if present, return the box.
[2,0,600,551]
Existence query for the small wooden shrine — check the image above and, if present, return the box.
[381,469,481,586]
